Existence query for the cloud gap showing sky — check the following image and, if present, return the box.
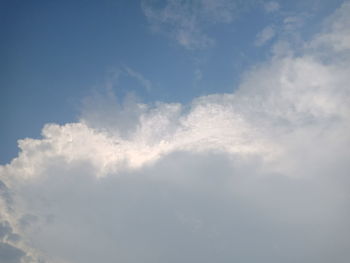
[1,1,350,263]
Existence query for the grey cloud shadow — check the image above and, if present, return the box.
[14,151,350,263]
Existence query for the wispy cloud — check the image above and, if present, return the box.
[283,15,305,31]
[141,0,247,49]
[124,66,152,92]
[263,1,280,13]
[308,1,350,52]
[254,25,276,46]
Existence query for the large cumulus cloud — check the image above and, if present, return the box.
[1,2,350,263]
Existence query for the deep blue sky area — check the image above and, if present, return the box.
[0,0,344,163]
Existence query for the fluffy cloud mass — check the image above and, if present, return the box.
[1,2,350,263]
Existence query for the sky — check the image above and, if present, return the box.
[0,0,350,262]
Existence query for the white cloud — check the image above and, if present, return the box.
[141,0,247,49]
[1,1,350,262]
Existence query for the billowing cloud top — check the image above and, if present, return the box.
[1,1,350,263]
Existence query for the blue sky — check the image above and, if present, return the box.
[1,0,344,163]
[1,1,350,262]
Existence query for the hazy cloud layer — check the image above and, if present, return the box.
[1,1,350,262]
